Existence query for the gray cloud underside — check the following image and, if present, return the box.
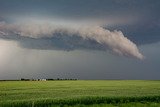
[0,33,105,51]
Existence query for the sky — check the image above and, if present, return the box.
[0,0,160,80]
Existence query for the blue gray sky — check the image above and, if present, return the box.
[0,0,160,80]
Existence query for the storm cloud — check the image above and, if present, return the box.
[0,20,143,59]
[0,0,160,80]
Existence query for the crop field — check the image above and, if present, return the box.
[0,80,160,107]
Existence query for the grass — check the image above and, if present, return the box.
[58,103,160,107]
[0,80,160,106]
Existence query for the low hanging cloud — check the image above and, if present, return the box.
[0,20,144,60]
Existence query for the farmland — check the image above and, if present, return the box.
[0,80,160,107]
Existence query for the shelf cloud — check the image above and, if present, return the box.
[0,20,144,60]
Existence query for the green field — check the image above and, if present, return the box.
[0,80,160,107]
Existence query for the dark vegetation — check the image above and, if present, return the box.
[1,96,160,107]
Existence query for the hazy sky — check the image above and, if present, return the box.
[0,0,160,80]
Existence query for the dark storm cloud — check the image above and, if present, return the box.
[0,0,160,59]
[0,0,159,17]
[0,0,160,80]
[0,0,160,45]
